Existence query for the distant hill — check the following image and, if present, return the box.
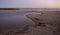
[0,8,20,10]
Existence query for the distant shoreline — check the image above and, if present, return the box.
[0,8,60,11]
[0,8,20,10]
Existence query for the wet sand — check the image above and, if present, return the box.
[26,11,60,35]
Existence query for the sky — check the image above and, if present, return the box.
[0,0,60,8]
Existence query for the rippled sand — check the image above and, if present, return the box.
[26,11,60,35]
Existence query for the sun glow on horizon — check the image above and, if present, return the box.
[41,0,60,8]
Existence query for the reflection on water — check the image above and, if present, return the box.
[0,10,35,31]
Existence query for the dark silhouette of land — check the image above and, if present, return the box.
[0,8,20,10]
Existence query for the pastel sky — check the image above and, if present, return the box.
[0,0,60,8]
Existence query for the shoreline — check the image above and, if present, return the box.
[0,11,60,35]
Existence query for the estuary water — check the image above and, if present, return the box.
[0,10,35,31]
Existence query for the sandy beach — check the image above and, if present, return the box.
[26,11,60,35]
[0,11,60,35]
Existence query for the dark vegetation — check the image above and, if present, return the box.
[0,8,20,10]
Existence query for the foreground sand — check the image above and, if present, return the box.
[0,11,60,35]
[0,25,55,35]
[26,11,60,35]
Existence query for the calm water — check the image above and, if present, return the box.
[0,10,35,31]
